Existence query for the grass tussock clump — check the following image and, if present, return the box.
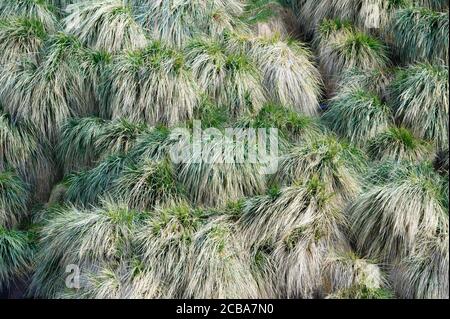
[0,111,54,199]
[101,42,200,126]
[30,200,142,298]
[250,35,322,116]
[391,233,449,299]
[132,0,244,48]
[323,89,393,146]
[0,170,29,228]
[240,179,350,298]
[64,0,148,53]
[317,19,389,91]
[351,162,448,263]
[0,0,449,301]
[274,135,366,208]
[392,7,449,63]
[367,127,434,163]
[186,38,267,117]
[185,215,260,299]
[0,33,95,141]
[391,62,449,150]
[0,0,58,31]
[0,227,34,290]
[0,17,47,65]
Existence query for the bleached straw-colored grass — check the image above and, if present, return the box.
[392,232,449,299]
[324,251,387,296]
[0,33,93,141]
[186,38,267,116]
[134,203,203,298]
[242,0,296,37]
[249,35,322,116]
[335,67,394,101]
[317,21,389,89]
[184,215,259,299]
[296,0,356,36]
[239,177,357,298]
[237,103,323,143]
[177,133,267,208]
[30,199,141,298]
[1,111,54,199]
[185,38,228,99]
[94,119,149,159]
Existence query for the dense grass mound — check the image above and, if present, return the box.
[0,0,448,300]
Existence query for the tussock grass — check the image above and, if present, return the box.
[249,35,322,116]
[58,117,107,173]
[184,215,259,298]
[326,285,394,299]
[237,103,323,143]
[112,159,184,211]
[0,0,58,31]
[295,0,355,35]
[101,42,199,126]
[324,251,388,297]
[392,7,449,63]
[177,134,267,208]
[391,62,449,150]
[65,155,131,206]
[274,135,365,208]
[59,117,149,174]
[64,0,148,53]
[392,232,449,299]
[323,89,393,146]
[242,0,295,37]
[219,53,267,116]
[1,0,449,301]
[135,203,204,298]
[318,23,389,89]
[132,0,244,48]
[336,67,394,101]
[30,200,142,298]
[1,111,54,199]
[351,161,448,263]
[367,127,434,162]
[0,17,47,65]
[95,118,149,159]
[0,33,93,141]
[240,179,350,298]
[186,38,267,117]
[0,170,29,228]
[0,227,34,290]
